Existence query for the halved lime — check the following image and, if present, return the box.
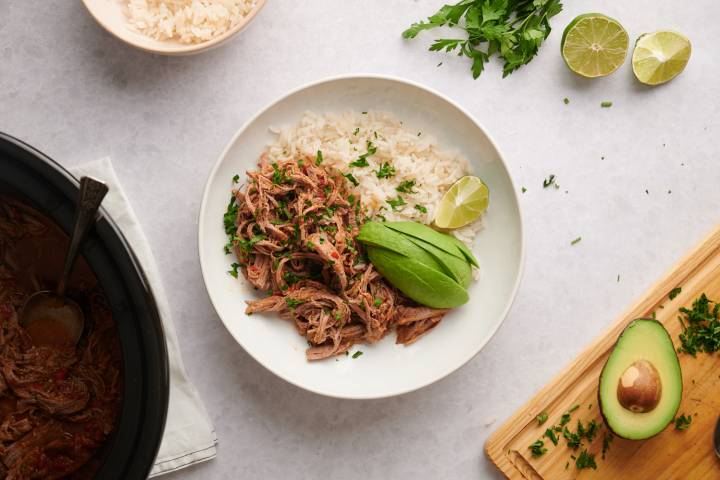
[561,13,629,78]
[434,176,489,229]
[632,31,691,86]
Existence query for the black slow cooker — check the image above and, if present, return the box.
[0,133,169,479]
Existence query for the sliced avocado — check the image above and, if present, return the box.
[367,246,468,308]
[384,221,479,268]
[598,319,682,440]
[358,222,417,257]
[404,236,472,288]
[358,222,465,284]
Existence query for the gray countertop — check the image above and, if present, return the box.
[1,1,719,479]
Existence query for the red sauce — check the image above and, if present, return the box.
[0,195,123,479]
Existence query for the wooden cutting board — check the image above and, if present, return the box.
[486,226,720,480]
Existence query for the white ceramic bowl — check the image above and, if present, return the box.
[81,0,267,55]
[199,75,524,399]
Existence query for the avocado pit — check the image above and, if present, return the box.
[617,359,662,413]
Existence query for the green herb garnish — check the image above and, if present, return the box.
[349,141,377,168]
[376,162,396,179]
[285,298,305,309]
[571,236,582,246]
[563,426,582,450]
[236,234,267,253]
[528,439,547,458]
[343,173,359,187]
[352,351,363,359]
[563,97,569,105]
[387,196,407,211]
[575,449,597,470]
[414,204,428,214]
[271,163,292,185]
[601,433,613,459]
[232,174,240,183]
[674,413,692,430]
[669,287,682,300]
[396,179,417,194]
[228,263,241,278]
[543,174,557,189]
[403,0,563,79]
[316,150,324,166]
[374,298,383,307]
[678,293,720,355]
[224,196,238,235]
[601,101,613,108]
[544,428,558,446]
[536,411,548,425]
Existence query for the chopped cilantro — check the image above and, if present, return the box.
[232,174,240,183]
[563,97,569,105]
[315,150,324,166]
[387,196,407,211]
[571,236,582,246]
[228,263,240,278]
[285,298,305,308]
[669,287,682,300]
[575,450,597,470]
[544,428,558,446]
[375,162,396,179]
[543,174,557,189]
[343,173,359,187]
[396,179,417,194]
[352,351,363,359]
[602,433,613,459]
[414,204,428,214]
[601,101,613,108]
[224,196,238,235]
[536,411,548,425]
[521,186,527,193]
[271,163,292,185]
[674,413,692,430]
[528,440,547,458]
[373,298,382,307]
[236,234,267,253]
[678,293,720,355]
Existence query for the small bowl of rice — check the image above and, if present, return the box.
[82,0,267,55]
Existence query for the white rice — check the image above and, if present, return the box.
[265,111,483,248]
[123,0,257,44]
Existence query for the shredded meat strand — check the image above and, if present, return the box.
[0,197,122,479]
[232,156,449,360]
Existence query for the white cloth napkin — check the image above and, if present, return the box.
[70,158,217,477]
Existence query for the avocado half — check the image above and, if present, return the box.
[598,319,682,440]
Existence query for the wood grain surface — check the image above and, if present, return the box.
[485,226,720,479]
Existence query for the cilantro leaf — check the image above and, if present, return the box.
[404,0,563,79]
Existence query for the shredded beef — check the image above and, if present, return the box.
[231,156,449,359]
[0,197,122,479]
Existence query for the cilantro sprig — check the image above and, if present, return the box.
[403,0,563,79]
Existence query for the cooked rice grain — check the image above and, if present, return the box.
[266,111,483,247]
[124,0,257,44]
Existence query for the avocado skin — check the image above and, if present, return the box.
[598,318,683,441]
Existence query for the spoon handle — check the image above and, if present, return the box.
[57,177,109,296]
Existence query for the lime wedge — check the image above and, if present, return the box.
[632,31,691,86]
[561,13,629,78]
[434,176,489,230]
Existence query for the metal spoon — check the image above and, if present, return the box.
[714,415,720,459]
[20,176,108,347]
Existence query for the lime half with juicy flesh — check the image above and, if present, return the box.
[434,176,489,230]
[632,31,691,86]
[561,13,629,78]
